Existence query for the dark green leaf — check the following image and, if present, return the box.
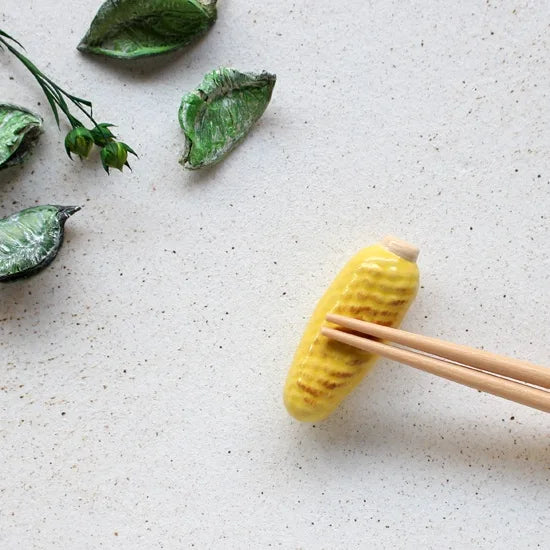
[41,85,61,126]
[69,95,93,107]
[0,205,81,282]
[0,104,43,169]
[78,0,217,60]
[179,68,276,169]
[0,29,25,49]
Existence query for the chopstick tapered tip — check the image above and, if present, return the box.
[325,313,341,324]
[325,313,379,334]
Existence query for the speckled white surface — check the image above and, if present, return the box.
[1,1,549,548]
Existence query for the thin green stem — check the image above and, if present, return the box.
[0,33,95,129]
[1,28,135,170]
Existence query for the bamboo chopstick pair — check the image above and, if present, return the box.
[322,314,550,413]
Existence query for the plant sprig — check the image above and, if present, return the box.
[0,29,136,173]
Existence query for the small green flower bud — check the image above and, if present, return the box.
[100,141,137,173]
[91,123,116,147]
[64,127,95,159]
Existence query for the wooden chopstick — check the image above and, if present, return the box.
[321,316,550,413]
[326,314,550,389]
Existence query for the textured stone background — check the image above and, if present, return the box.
[1,1,549,548]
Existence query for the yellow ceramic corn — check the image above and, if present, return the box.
[284,236,420,422]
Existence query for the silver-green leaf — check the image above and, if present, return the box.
[0,104,43,170]
[0,205,81,282]
[78,0,217,60]
[179,68,276,170]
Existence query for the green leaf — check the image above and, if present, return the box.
[78,0,217,60]
[178,68,276,170]
[0,104,43,169]
[0,205,81,282]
